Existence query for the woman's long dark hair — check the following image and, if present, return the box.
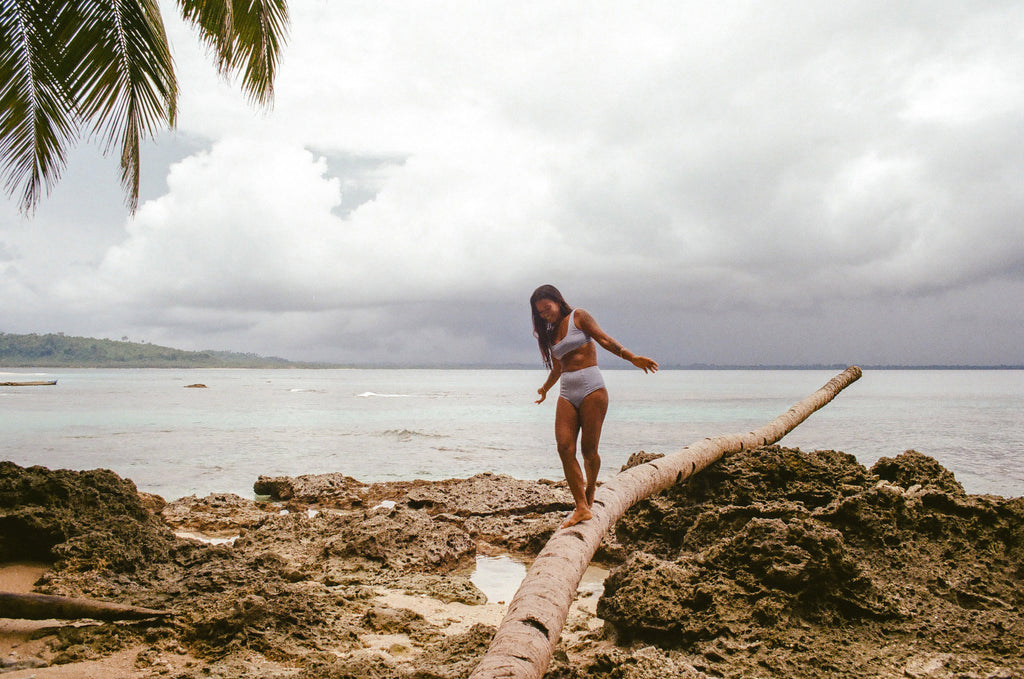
[530,285,573,369]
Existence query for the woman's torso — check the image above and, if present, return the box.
[551,310,598,372]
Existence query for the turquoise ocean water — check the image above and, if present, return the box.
[2,368,1021,501]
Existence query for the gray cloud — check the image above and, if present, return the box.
[2,1,1023,366]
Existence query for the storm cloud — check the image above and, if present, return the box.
[2,1,1022,366]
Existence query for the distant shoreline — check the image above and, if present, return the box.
[2,332,1020,370]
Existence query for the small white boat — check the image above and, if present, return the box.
[0,380,58,386]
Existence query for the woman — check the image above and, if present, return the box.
[530,285,658,528]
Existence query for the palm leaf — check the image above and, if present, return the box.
[0,0,80,213]
[2,0,288,214]
[67,0,177,212]
[180,0,289,108]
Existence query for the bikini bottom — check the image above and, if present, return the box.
[559,365,606,409]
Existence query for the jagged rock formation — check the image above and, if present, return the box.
[1,450,1021,679]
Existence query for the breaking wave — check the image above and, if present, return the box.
[377,429,447,441]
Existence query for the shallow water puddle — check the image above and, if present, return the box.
[470,555,608,605]
[470,555,527,604]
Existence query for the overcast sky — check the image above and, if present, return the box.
[3,1,1023,366]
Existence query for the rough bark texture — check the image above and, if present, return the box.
[469,366,863,679]
[0,592,169,620]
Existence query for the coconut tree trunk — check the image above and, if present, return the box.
[470,366,862,679]
[0,592,169,621]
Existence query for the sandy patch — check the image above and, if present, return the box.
[0,562,49,594]
[373,590,507,636]
[360,631,417,656]
[0,563,199,679]
[1,563,54,660]
[2,645,140,679]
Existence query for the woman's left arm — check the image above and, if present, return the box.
[575,309,659,374]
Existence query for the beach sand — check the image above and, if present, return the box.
[0,563,51,662]
[0,563,177,678]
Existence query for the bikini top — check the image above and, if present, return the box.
[550,309,593,360]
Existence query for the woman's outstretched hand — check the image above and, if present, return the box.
[631,356,659,373]
[536,387,548,404]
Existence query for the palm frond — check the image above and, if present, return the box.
[2,0,288,214]
[0,0,80,213]
[180,0,289,108]
[65,0,177,212]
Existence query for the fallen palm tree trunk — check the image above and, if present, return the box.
[470,366,863,679]
[0,592,170,621]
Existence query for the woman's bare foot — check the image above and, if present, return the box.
[586,486,596,507]
[561,506,592,528]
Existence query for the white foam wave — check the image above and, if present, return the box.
[379,428,446,441]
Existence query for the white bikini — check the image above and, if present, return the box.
[551,310,606,409]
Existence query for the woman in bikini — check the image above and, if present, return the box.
[530,285,659,528]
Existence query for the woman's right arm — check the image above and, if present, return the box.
[536,361,562,403]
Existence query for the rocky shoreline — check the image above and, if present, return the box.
[1,446,1021,678]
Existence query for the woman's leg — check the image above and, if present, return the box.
[578,388,609,507]
[555,397,591,527]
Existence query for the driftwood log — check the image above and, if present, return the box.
[470,366,863,679]
[0,592,169,621]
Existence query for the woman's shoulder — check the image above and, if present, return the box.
[572,308,600,330]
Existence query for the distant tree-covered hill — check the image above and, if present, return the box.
[0,332,332,368]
